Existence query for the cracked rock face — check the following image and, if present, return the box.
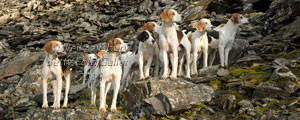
[123,78,214,119]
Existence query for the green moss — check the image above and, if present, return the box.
[255,99,279,114]
[161,115,176,120]
[250,13,259,18]
[297,60,300,64]
[197,103,207,109]
[209,79,222,89]
[117,106,124,111]
[184,110,192,115]
[230,69,255,77]
[240,75,270,84]
[88,106,98,109]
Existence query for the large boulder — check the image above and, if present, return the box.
[0,51,40,80]
[123,78,214,119]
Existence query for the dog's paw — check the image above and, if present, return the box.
[99,107,107,113]
[51,104,60,109]
[89,103,96,107]
[170,76,177,81]
[42,104,49,109]
[140,76,145,80]
[110,106,117,112]
[161,74,168,79]
[105,104,108,109]
[62,104,68,108]
[185,75,191,79]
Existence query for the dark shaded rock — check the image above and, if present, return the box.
[254,85,289,98]
[0,51,40,80]
[123,78,214,119]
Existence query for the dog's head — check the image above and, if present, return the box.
[137,30,155,45]
[43,40,65,55]
[83,53,98,67]
[142,22,160,33]
[160,9,182,23]
[196,18,214,32]
[231,13,249,25]
[106,38,127,53]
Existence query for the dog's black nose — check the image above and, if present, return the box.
[211,26,215,29]
[93,58,97,61]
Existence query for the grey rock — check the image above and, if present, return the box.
[254,85,289,98]
[0,51,40,80]
[217,68,229,77]
[269,67,300,93]
[123,78,214,119]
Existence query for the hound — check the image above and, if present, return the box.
[215,13,249,67]
[142,22,191,79]
[188,18,214,75]
[41,40,72,109]
[99,38,127,113]
[158,9,182,80]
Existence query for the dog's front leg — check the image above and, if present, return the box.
[104,82,111,109]
[185,48,191,79]
[144,56,153,78]
[224,45,232,67]
[139,53,145,80]
[51,80,58,107]
[203,47,208,68]
[99,80,106,113]
[42,75,49,108]
[170,47,178,80]
[192,51,198,75]
[83,65,90,84]
[51,74,63,109]
[218,45,225,67]
[111,74,121,112]
[178,53,184,76]
[90,81,96,106]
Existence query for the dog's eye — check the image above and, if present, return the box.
[205,22,207,24]
[172,12,175,15]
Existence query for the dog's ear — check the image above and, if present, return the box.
[43,41,54,54]
[231,13,240,24]
[142,22,149,31]
[137,31,148,42]
[196,21,203,32]
[97,50,105,59]
[83,54,88,65]
[160,9,173,22]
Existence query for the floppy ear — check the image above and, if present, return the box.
[196,21,203,32]
[142,23,149,31]
[106,39,114,51]
[83,54,88,65]
[137,31,147,42]
[160,10,171,22]
[97,50,105,59]
[43,41,53,54]
[231,13,240,24]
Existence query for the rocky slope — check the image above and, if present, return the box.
[0,0,300,119]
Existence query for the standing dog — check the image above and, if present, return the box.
[99,38,126,113]
[142,22,191,79]
[82,54,97,85]
[41,40,72,109]
[215,13,249,67]
[159,9,182,80]
[136,30,157,80]
[188,18,214,75]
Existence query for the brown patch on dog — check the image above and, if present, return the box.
[231,13,241,24]
[188,34,192,44]
[160,9,175,22]
[64,67,72,81]
[219,24,225,28]
[176,30,183,43]
[83,54,88,65]
[142,22,155,32]
[43,40,59,54]
[97,50,105,59]
[196,20,205,32]
[107,38,121,52]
